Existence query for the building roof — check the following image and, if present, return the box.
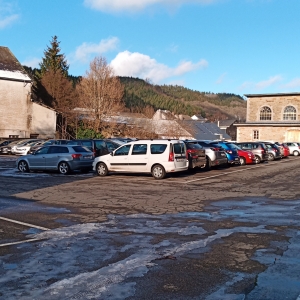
[183,121,231,140]
[215,119,237,127]
[244,92,300,98]
[0,46,31,82]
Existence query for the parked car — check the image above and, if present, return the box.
[194,140,228,170]
[93,139,188,179]
[28,139,69,154]
[276,142,290,158]
[232,144,256,165]
[263,142,282,161]
[182,140,206,171]
[15,140,45,156]
[0,140,18,154]
[286,142,300,156]
[207,141,240,165]
[235,142,269,164]
[16,145,94,174]
[67,139,123,157]
[0,140,15,147]
[11,139,40,155]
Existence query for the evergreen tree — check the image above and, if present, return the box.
[39,35,69,77]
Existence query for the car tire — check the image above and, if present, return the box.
[58,161,70,175]
[268,153,275,161]
[96,162,108,176]
[151,164,166,180]
[293,150,299,156]
[18,160,29,172]
[239,157,246,165]
[254,155,261,164]
[204,156,212,171]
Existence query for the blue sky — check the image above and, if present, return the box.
[1,0,299,96]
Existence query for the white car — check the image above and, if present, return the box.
[286,142,300,156]
[14,140,43,155]
[93,139,188,179]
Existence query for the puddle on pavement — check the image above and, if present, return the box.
[0,197,300,299]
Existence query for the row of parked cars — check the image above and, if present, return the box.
[0,138,299,179]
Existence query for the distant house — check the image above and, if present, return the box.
[191,114,207,122]
[0,46,56,138]
[215,119,238,141]
[235,93,300,142]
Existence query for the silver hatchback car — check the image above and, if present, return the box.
[16,145,94,174]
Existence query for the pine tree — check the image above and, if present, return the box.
[39,35,69,77]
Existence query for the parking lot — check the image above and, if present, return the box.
[1,155,300,299]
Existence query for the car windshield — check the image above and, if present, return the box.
[186,143,202,150]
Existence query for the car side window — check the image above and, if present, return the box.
[35,147,49,155]
[114,145,131,156]
[48,146,69,154]
[151,144,167,154]
[106,141,120,152]
[174,143,185,154]
[132,144,147,155]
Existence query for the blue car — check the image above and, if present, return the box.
[208,141,240,165]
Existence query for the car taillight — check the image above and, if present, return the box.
[72,154,82,159]
[169,152,174,161]
[226,150,232,154]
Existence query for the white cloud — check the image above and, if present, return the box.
[21,57,40,68]
[281,78,300,89]
[84,0,217,13]
[110,50,208,83]
[239,75,282,92]
[0,1,19,29]
[216,72,227,84]
[0,14,19,29]
[73,37,119,63]
[254,75,282,90]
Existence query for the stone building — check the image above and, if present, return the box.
[235,92,300,142]
[0,46,56,138]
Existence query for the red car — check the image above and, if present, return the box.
[235,147,256,165]
[280,143,290,158]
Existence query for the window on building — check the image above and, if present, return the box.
[253,130,259,140]
[283,106,296,120]
[260,106,272,120]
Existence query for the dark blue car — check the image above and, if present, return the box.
[208,141,240,165]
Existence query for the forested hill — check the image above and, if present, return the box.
[120,77,247,121]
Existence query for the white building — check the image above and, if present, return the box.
[0,46,56,138]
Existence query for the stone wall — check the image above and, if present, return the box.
[237,126,300,142]
[247,95,300,122]
[0,79,31,138]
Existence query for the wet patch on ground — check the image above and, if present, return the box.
[0,197,300,299]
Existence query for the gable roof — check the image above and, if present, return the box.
[183,121,231,140]
[0,46,31,82]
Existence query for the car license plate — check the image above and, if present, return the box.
[84,155,92,159]
[176,158,185,162]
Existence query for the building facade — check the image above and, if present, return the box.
[235,93,300,142]
[0,46,56,138]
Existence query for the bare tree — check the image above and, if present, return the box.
[77,56,124,134]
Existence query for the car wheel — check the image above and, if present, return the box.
[58,161,70,175]
[96,162,108,176]
[268,153,275,161]
[204,156,212,171]
[18,160,29,172]
[151,164,166,180]
[254,155,261,164]
[293,150,299,156]
[239,157,246,165]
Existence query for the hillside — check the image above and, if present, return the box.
[120,77,247,121]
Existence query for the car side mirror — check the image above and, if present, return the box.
[110,152,113,156]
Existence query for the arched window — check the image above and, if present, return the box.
[260,106,272,120]
[283,106,296,120]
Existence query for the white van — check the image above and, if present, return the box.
[93,139,188,179]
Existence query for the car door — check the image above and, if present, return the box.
[172,142,188,169]
[127,143,148,172]
[46,146,69,169]
[109,144,131,171]
[27,147,49,169]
